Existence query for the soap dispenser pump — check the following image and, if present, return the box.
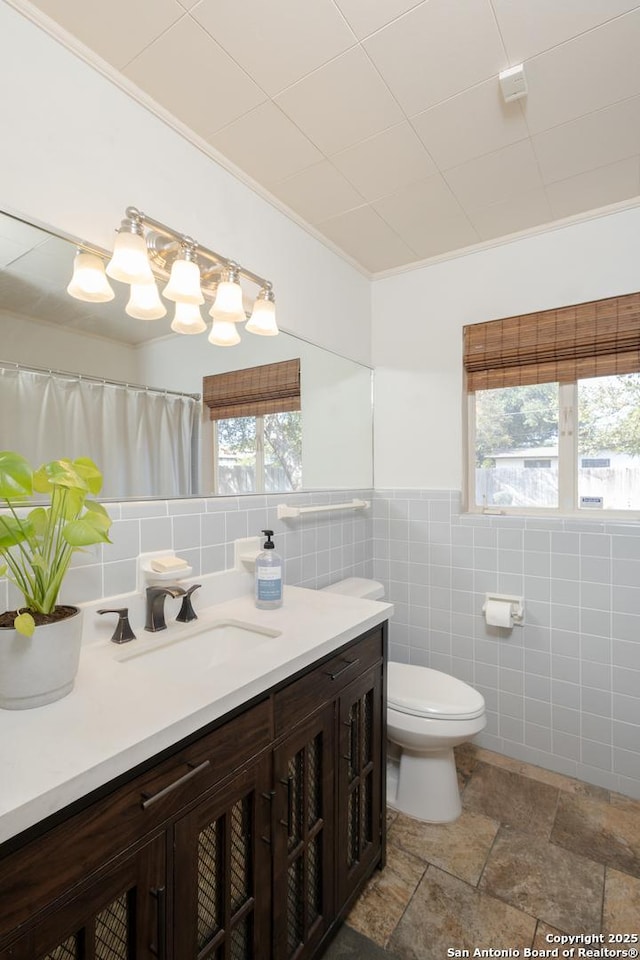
[255,529,283,610]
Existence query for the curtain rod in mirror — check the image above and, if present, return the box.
[0,360,201,401]
[67,205,278,345]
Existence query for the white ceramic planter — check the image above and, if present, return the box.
[0,607,83,710]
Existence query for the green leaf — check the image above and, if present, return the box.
[72,457,103,496]
[83,500,112,533]
[0,563,6,577]
[0,514,29,549]
[14,611,35,637]
[63,516,111,547]
[0,451,33,501]
[27,506,48,536]
[33,458,89,494]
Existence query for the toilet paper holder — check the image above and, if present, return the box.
[482,593,524,627]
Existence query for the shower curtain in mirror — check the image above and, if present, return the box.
[0,367,200,499]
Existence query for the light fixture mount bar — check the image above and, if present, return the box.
[124,206,269,290]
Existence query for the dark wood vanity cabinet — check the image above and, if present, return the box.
[0,623,386,960]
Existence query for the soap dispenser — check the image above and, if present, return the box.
[255,529,283,609]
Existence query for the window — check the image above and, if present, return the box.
[465,292,640,515]
[214,411,302,494]
[203,359,302,495]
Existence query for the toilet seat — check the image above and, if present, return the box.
[387,662,485,721]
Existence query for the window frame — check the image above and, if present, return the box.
[212,412,302,496]
[463,290,640,519]
[466,380,640,519]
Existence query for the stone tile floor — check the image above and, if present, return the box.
[323,744,640,960]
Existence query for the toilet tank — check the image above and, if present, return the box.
[321,577,385,600]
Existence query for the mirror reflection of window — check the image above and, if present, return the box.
[205,360,302,496]
[214,412,302,495]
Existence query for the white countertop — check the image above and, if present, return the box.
[0,584,391,845]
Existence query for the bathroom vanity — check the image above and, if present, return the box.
[0,586,390,960]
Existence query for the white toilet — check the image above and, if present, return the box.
[387,662,485,822]
[322,577,486,824]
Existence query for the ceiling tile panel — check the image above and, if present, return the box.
[275,47,404,155]
[373,177,480,257]
[270,161,366,224]
[444,140,544,210]
[28,0,186,69]
[491,0,640,63]
[468,189,553,240]
[332,0,426,40]
[208,102,323,185]
[319,206,417,272]
[412,78,529,171]
[522,9,640,135]
[190,0,356,96]
[22,0,640,273]
[123,18,266,139]
[546,158,640,220]
[533,95,640,185]
[331,123,436,201]
[363,0,507,116]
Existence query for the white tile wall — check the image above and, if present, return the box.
[374,489,640,799]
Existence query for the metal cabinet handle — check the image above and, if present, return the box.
[150,886,166,960]
[141,760,210,809]
[278,775,294,836]
[327,658,359,681]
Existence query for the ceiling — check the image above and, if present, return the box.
[20,0,640,274]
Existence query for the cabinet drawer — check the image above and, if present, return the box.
[273,628,383,736]
[0,697,271,938]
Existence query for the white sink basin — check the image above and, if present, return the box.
[115,619,281,676]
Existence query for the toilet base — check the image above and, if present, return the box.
[393,747,462,823]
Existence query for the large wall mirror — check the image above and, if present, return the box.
[0,211,373,500]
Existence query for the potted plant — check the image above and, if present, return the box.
[0,452,112,709]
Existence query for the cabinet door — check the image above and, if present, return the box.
[173,755,272,960]
[337,665,383,910]
[0,834,166,960]
[272,704,335,960]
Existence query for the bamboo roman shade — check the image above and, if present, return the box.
[203,359,300,420]
[464,291,640,392]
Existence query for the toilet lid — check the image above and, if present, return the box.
[387,662,485,720]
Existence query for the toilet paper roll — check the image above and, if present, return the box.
[484,599,512,628]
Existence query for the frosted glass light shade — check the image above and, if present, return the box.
[162,257,204,304]
[67,252,115,302]
[209,279,245,323]
[171,301,206,335]
[126,281,167,320]
[208,318,241,346]
[106,231,153,284]
[246,296,278,336]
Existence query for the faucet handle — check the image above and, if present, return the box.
[98,608,136,644]
[176,584,202,623]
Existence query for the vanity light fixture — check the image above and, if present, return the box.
[170,301,207,335]
[125,280,167,320]
[106,212,154,284]
[209,265,245,323]
[246,285,278,336]
[67,250,115,303]
[208,317,241,347]
[67,205,279,346]
[162,242,204,305]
